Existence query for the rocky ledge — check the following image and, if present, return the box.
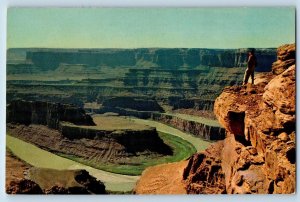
[183,43,295,194]
[135,43,295,194]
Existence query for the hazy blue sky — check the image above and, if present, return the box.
[7,7,295,49]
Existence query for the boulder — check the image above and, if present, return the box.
[272,43,295,75]
[6,179,44,194]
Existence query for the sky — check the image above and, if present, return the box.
[7,7,295,49]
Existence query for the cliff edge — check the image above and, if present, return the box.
[135,43,295,194]
[183,43,295,194]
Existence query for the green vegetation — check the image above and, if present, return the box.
[159,132,197,161]
[57,132,196,176]
[131,118,211,151]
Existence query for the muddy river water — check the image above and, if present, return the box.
[7,118,211,192]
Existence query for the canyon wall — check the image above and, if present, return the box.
[7,99,173,165]
[7,48,276,111]
[97,106,224,141]
[59,122,172,154]
[168,98,215,110]
[7,100,95,129]
[151,113,225,140]
[183,43,295,194]
[7,48,276,71]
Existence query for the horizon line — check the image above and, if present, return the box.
[7,46,282,50]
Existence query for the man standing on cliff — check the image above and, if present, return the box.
[243,49,257,85]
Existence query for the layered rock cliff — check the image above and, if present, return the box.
[8,48,276,70]
[7,48,276,113]
[7,100,95,129]
[59,122,172,154]
[183,43,296,194]
[151,113,225,140]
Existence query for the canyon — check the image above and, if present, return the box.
[7,101,174,167]
[7,48,276,110]
[6,47,276,142]
[8,45,291,195]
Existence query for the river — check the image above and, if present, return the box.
[7,118,211,192]
[6,135,138,192]
[130,118,211,151]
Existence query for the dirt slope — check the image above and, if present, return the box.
[6,151,31,189]
[6,151,43,194]
[134,161,188,194]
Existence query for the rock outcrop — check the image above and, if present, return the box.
[7,100,95,138]
[28,168,106,194]
[183,141,226,194]
[59,122,172,154]
[7,100,95,129]
[272,44,295,75]
[6,150,44,194]
[7,179,44,194]
[183,43,295,194]
[134,161,188,194]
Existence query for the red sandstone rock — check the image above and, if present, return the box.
[183,141,226,194]
[272,43,295,75]
[183,43,295,194]
[263,65,295,130]
[134,161,188,194]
